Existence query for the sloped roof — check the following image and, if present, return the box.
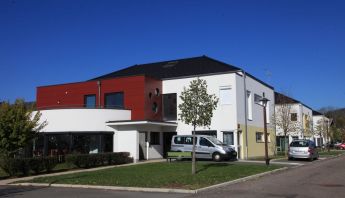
[90,55,241,80]
[312,110,323,116]
[275,92,313,110]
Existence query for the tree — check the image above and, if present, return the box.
[273,93,300,156]
[178,78,218,175]
[0,99,46,157]
[313,117,328,151]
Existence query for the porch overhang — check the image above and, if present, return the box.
[106,120,178,130]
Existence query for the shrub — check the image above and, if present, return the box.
[0,157,21,176]
[66,152,132,168]
[43,156,58,173]
[29,158,45,174]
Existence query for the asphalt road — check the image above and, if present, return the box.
[0,155,344,198]
[189,155,345,198]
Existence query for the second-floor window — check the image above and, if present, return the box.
[291,113,297,121]
[84,94,96,108]
[163,93,177,120]
[105,92,124,109]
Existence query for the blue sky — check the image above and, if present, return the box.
[0,0,344,110]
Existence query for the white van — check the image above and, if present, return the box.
[170,135,237,161]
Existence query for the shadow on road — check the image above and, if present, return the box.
[0,185,48,197]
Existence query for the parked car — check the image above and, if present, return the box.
[170,135,237,161]
[288,140,319,161]
[336,143,345,150]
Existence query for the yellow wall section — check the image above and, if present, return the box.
[238,124,276,159]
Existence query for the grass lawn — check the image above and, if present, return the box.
[24,162,282,190]
[318,150,345,156]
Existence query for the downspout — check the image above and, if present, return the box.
[97,80,101,108]
[242,70,249,160]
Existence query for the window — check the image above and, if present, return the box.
[219,86,231,105]
[163,93,177,120]
[150,132,160,145]
[105,92,124,109]
[174,136,195,145]
[223,132,234,145]
[199,137,213,147]
[247,91,253,120]
[291,113,297,121]
[256,132,264,142]
[254,94,262,105]
[84,94,96,108]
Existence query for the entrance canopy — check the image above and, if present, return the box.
[106,120,178,131]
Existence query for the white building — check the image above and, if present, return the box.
[35,56,276,161]
[275,92,313,151]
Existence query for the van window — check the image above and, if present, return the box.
[174,136,195,145]
[290,141,309,147]
[200,137,213,147]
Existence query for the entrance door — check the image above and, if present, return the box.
[163,132,177,158]
[139,132,147,160]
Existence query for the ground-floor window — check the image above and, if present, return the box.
[195,130,217,137]
[33,132,113,156]
[223,132,234,145]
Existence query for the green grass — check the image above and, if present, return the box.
[24,162,282,190]
[318,150,345,156]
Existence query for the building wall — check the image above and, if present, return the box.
[162,73,238,140]
[37,109,131,132]
[37,75,162,121]
[275,103,313,142]
[235,73,276,159]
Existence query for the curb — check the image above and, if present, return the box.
[11,167,289,194]
[11,183,196,194]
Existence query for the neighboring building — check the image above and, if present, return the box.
[312,110,331,147]
[275,92,313,151]
[35,56,275,161]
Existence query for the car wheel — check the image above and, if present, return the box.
[212,153,222,162]
[308,157,313,162]
[288,157,293,161]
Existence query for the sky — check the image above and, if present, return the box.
[0,0,344,110]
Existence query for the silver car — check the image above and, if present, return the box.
[288,140,319,161]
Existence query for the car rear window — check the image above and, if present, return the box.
[290,141,309,147]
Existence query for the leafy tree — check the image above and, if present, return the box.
[178,78,218,175]
[0,99,46,157]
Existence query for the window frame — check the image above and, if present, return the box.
[84,94,96,108]
[104,92,124,109]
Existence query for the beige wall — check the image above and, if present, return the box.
[239,124,276,159]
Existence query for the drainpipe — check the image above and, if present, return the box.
[242,70,249,160]
[97,81,101,108]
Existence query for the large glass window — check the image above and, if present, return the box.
[84,94,96,108]
[105,92,124,109]
[163,93,177,120]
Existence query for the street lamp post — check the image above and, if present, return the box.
[260,93,270,166]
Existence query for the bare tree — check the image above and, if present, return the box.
[313,117,328,151]
[273,93,300,156]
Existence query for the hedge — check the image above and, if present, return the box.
[66,152,133,168]
[0,156,59,176]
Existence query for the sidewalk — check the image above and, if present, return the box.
[0,159,165,185]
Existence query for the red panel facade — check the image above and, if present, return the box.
[36,75,163,121]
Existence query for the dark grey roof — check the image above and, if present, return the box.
[312,110,323,116]
[275,92,313,110]
[90,55,241,80]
